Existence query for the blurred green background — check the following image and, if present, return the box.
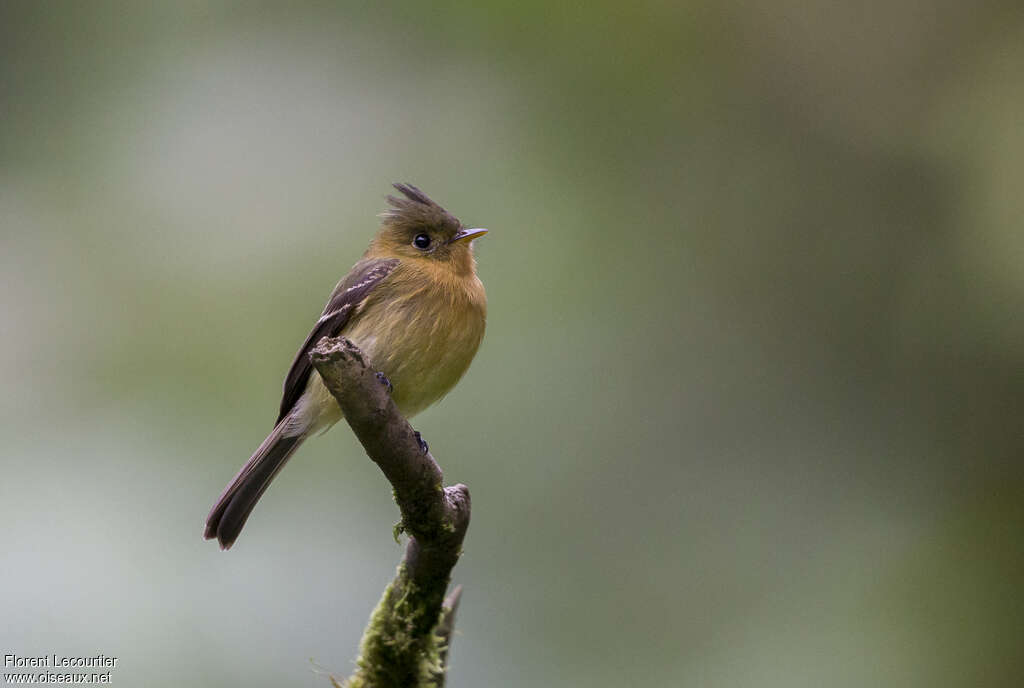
[2,2,1023,686]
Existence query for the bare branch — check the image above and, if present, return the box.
[310,337,470,688]
[432,585,463,687]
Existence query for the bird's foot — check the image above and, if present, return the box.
[414,431,428,454]
[375,371,393,394]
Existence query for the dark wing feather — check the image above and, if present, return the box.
[276,257,399,422]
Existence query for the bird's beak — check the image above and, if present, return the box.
[449,228,488,244]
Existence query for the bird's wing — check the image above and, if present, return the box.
[276,257,400,423]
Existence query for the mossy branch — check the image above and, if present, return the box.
[310,336,469,688]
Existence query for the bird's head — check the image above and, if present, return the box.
[369,183,487,275]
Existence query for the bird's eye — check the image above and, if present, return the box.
[413,233,431,250]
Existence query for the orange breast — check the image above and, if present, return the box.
[344,271,486,418]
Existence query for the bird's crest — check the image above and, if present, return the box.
[381,183,461,232]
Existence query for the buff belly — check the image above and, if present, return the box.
[286,291,485,436]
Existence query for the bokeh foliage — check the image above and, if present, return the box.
[1,2,1022,686]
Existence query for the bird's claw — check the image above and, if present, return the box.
[414,431,429,454]
[375,371,393,394]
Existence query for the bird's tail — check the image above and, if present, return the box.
[204,421,305,550]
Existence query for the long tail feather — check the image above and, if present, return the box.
[205,421,305,549]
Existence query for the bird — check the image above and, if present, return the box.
[204,183,488,549]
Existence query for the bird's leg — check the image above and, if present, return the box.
[413,431,428,454]
[375,371,393,394]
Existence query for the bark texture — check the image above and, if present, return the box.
[310,337,469,688]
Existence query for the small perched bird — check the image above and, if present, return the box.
[205,183,488,549]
